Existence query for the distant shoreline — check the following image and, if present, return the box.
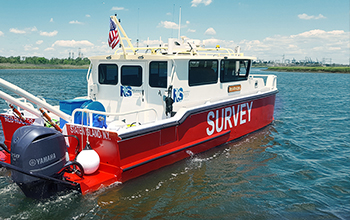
[264,66,350,73]
[0,63,89,69]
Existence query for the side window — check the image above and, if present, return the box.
[121,65,142,87]
[220,59,251,82]
[98,64,118,85]
[149,61,167,88]
[188,60,218,86]
[238,60,250,77]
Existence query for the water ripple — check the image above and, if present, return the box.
[0,70,349,219]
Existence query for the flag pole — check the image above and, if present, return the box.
[111,15,136,57]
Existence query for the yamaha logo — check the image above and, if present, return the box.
[28,153,56,167]
[29,159,36,166]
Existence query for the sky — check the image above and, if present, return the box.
[0,0,349,64]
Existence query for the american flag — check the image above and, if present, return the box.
[108,18,119,49]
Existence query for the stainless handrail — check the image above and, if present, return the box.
[71,108,158,127]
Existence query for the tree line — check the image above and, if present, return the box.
[0,56,90,66]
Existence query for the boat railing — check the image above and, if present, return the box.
[114,47,167,55]
[0,78,71,121]
[71,108,158,128]
[250,74,277,90]
[114,46,244,57]
[195,48,243,57]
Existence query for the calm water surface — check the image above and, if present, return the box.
[0,68,349,219]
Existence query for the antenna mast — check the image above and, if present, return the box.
[178,6,181,39]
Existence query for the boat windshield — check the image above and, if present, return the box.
[220,59,251,83]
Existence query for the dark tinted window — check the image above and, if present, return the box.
[220,60,251,82]
[121,65,142,87]
[149,61,167,88]
[98,64,118,85]
[188,60,218,86]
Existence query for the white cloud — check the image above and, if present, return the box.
[24,45,39,51]
[0,31,4,36]
[36,40,43,45]
[238,29,348,63]
[44,47,55,51]
[111,7,126,11]
[328,47,341,51]
[52,40,94,48]
[10,26,38,34]
[187,29,196,33]
[186,21,190,24]
[10,28,26,34]
[298,13,326,20]
[50,18,54,22]
[40,30,58,37]
[191,0,212,7]
[291,29,345,39]
[86,14,91,18]
[158,21,179,29]
[204,27,216,35]
[166,12,172,16]
[203,38,228,47]
[69,20,83,25]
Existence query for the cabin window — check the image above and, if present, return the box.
[121,65,142,87]
[220,59,251,82]
[98,64,118,85]
[149,61,167,88]
[188,60,218,86]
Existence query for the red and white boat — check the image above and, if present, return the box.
[0,15,277,198]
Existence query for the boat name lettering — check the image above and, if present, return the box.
[69,125,111,140]
[206,101,253,136]
[29,153,56,167]
[3,115,35,125]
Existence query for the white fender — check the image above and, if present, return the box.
[76,150,100,174]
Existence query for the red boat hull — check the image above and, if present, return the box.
[1,92,277,194]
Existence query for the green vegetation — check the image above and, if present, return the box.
[266,66,350,73]
[0,56,90,69]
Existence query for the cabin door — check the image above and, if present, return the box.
[118,62,146,125]
[146,61,169,119]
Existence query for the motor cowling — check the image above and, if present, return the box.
[11,125,68,198]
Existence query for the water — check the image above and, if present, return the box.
[0,68,349,219]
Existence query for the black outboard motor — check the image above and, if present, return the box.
[11,125,70,199]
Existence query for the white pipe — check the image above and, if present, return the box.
[0,78,71,121]
[0,91,41,118]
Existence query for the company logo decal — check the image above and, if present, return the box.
[121,86,132,97]
[173,88,184,102]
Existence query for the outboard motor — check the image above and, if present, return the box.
[10,125,76,199]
